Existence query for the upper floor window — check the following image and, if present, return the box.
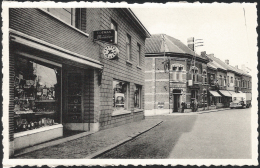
[224,76,226,86]
[126,34,131,60]
[171,64,184,82]
[231,76,233,83]
[219,75,222,86]
[202,69,207,84]
[44,8,83,30]
[210,74,214,85]
[137,43,141,66]
[189,66,198,83]
[111,19,118,31]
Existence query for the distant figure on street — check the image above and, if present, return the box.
[191,101,194,112]
[181,102,185,113]
[194,99,198,112]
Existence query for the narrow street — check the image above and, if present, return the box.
[97,108,251,159]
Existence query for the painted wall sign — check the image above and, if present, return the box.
[158,102,165,109]
[93,29,117,44]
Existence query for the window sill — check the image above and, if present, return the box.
[134,109,144,113]
[14,124,62,138]
[137,65,142,70]
[126,60,133,66]
[39,9,89,37]
[112,110,131,116]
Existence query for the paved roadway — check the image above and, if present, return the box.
[97,108,252,159]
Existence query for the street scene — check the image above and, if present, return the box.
[3,2,257,167]
[14,108,251,159]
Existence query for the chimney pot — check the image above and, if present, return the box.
[225,59,229,65]
[235,65,238,69]
[201,51,206,57]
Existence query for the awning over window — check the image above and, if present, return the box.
[10,29,104,69]
[209,91,221,97]
[228,91,236,96]
[219,90,232,97]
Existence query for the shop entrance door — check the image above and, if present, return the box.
[173,94,180,112]
[172,89,181,112]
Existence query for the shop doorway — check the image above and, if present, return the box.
[172,89,182,112]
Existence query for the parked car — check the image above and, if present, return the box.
[230,92,251,109]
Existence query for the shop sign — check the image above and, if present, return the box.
[93,30,117,44]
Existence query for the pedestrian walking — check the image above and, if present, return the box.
[181,102,185,113]
[191,101,194,112]
[194,99,198,112]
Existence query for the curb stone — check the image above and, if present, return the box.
[85,121,163,159]
[14,131,95,157]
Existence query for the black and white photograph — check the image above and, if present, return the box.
[2,2,258,166]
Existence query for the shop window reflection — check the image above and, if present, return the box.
[14,56,61,133]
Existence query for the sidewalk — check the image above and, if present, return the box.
[145,108,231,116]
[13,118,163,159]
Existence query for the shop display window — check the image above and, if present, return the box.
[14,56,61,133]
[113,80,129,112]
[134,84,142,109]
[67,73,82,122]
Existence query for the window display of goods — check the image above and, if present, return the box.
[14,56,61,133]
[14,116,57,133]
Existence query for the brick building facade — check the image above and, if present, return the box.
[145,34,209,114]
[145,35,252,115]
[8,8,150,156]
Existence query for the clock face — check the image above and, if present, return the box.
[103,45,119,59]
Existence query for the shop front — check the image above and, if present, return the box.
[218,90,232,107]
[9,30,103,152]
[208,90,222,109]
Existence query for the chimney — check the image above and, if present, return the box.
[225,59,229,65]
[201,51,206,58]
[235,65,238,69]
[187,37,194,51]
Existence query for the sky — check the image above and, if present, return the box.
[131,3,257,69]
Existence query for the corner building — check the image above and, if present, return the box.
[145,34,209,114]
[9,8,150,156]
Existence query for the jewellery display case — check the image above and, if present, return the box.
[67,73,82,122]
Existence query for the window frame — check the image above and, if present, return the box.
[126,34,132,61]
[137,43,141,66]
[40,8,88,37]
[134,84,142,109]
[112,79,130,113]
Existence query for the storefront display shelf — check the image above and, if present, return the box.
[35,111,55,115]
[18,98,35,101]
[34,100,57,103]
[67,113,81,115]
[15,111,35,115]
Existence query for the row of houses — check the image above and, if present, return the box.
[8,8,251,156]
[144,34,252,114]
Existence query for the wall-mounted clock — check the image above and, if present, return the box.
[103,45,119,60]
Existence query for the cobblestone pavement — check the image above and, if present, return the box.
[98,108,251,159]
[14,118,162,159]
[98,115,198,159]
